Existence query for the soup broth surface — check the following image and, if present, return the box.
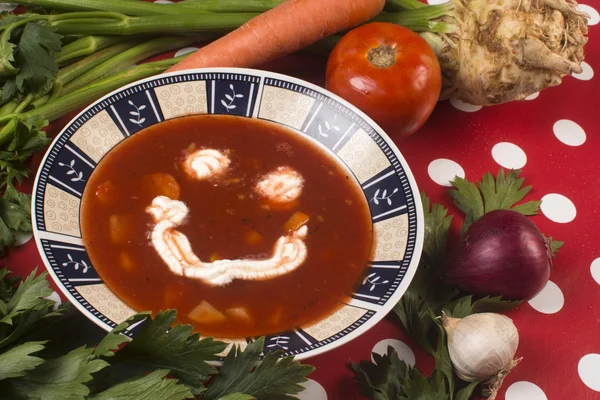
[81,115,373,337]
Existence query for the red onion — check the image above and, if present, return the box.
[443,209,553,301]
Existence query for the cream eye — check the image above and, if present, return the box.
[182,148,230,181]
[254,166,304,205]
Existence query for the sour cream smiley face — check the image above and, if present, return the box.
[146,148,308,287]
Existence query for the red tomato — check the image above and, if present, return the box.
[326,22,441,138]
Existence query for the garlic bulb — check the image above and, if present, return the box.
[442,312,519,383]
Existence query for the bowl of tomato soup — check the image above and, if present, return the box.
[32,69,424,360]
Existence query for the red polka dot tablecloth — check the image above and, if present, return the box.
[3,0,600,399]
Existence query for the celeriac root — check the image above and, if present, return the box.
[434,0,588,104]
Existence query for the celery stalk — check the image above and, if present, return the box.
[55,36,132,65]
[48,12,257,36]
[54,41,141,94]
[60,36,202,96]
[177,0,284,13]
[15,0,209,16]
[385,0,427,11]
[374,4,454,32]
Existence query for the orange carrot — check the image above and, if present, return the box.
[167,0,385,72]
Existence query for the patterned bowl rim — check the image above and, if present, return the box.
[32,67,424,361]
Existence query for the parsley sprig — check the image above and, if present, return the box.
[0,268,314,399]
[353,169,564,400]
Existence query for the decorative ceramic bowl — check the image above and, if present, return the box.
[32,68,424,360]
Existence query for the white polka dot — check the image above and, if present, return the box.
[449,98,482,112]
[553,119,586,146]
[524,92,539,100]
[297,379,327,400]
[427,159,465,187]
[13,232,33,246]
[540,193,577,223]
[427,0,449,3]
[527,281,564,314]
[591,258,600,285]
[573,61,594,81]
[174,47,199,58]
[578,4,599,25]
[0,3,17,12]
[44,291,62,311]
[371,339,416,367]
[505,381,548,400]
[491,142,527,169]
[579,354,600,391]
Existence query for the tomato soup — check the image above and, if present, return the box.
[81,115,373,337]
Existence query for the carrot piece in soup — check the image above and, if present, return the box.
[163,285,183,307]
[245,229,263,246]
[109,214,135,244]
[95,181,119,206]
[267,307,284,325]
[188,300,227,324]
[283,211,309,232]
[119,251,136,272]
[141,173,181,199]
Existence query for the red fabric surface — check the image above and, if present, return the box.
[3,1,600,399]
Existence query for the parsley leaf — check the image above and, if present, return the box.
[0,269,66,352]
[0,302,66,351]
[0,117,50,254]
[0,185,32,255]
[108,310,226,393]
[92,313,148,358]
[0,341,46,380]
[0,346,108,399]
[393,266,457,355]
[546,237,565,257]
[449,169,541,232]
[0,268,20,303]
[393,196,457,355]
[448,175,483,232]
[456,382,479,400]
[1,19,62,99]
[422,191,453,267]
[431,321,454,396]
[0,117,50,189]
[88,370,193,400]
[0,269,53,325]
[352,346,408,400]
[217,394,256,400]
[400,368,449,400]
[203,337,314,400]
[352,346,451,400]
[0,14,20,79]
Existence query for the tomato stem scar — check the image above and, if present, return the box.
[367,44,396,68]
